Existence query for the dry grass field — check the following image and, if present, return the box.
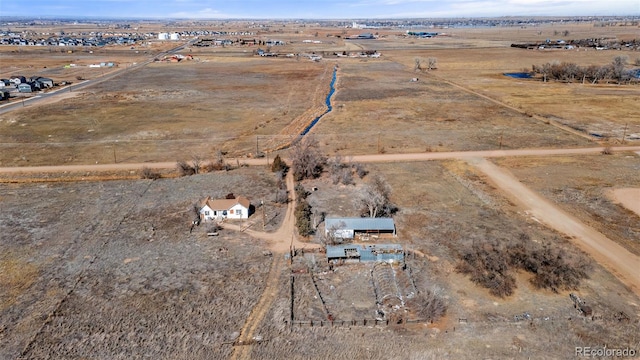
[1,20,639,359]
[0,167,285,359]
[2,22,638,167]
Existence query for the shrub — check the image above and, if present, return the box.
[176,160,195,176]
[456,240,516,297]
[295,199,313,236]
[140,167,161,180]
[409,287,447,322]
[270,154,289,173]
[294,183,308,200]
[458,233,592,297]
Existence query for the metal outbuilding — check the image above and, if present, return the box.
[325,217,396,239]
[326,244,404,263]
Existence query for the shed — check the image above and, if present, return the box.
[325,217,396,239]
[326,244,404,263]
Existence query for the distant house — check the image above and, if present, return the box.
[265,39,285,46]
[17,83,34,93]
[30,77,54,88]
[325,217,396,240]
[200,196,251,221]
[10,76,26,85]
[357,33,376,39]
[36,77,54,88]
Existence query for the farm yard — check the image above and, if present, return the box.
[1,18,639,359]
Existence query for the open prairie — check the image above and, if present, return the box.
[1,19,639,359]
[1,22,639,166]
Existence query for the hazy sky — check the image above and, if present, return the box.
[2,0,638,19]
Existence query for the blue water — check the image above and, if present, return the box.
[504,72,532,79]
[300,66,337,136]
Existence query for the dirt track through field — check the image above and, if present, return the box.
[230,253,285,360]
[471,158,640,297]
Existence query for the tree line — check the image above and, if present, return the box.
[531,56,638,84]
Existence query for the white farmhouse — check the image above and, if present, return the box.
[200,196,251,221]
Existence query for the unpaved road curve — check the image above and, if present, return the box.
[221,170,319,252]
[471,158,640,297]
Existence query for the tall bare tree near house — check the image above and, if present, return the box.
[191,154,203,174]
[356,175,396,218]
[289,135,327,181]
[274,170,288,204]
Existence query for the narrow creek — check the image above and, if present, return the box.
[300,66,337,136]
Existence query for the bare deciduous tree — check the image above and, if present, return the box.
[427,57,437,70]
[414,57,422,72]
[290,135,327,181]
[356,175,395,218]
[191,154,203,174]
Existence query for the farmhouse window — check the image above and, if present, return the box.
[230,209,234,214]
[204,211,210,216]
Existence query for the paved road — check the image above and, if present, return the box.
[0,40,194,115]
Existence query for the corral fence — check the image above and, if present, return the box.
[286,318,428,328]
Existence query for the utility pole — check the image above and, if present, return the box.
[262,200,266,230]
[113,147,117,163]
[377,132,381,153]
[256,135,259,156]
[499,132,503,149]
[621,123,628,144]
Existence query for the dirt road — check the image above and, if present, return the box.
[225,171,310,359]
[221,170,320,253]
[229,253,285,360]
[1,146,639,174]
[471,158,640,297]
